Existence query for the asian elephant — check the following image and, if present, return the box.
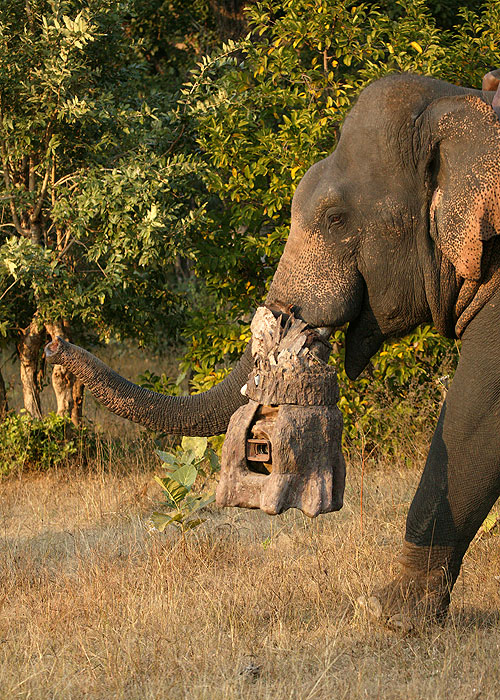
[46,71,500,629]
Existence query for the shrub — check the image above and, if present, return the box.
[150,436,219,532]
[0,412,89,476]
[332,325,459,460]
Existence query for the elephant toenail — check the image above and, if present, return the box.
[386,613,414,634]
[357,595,383,619]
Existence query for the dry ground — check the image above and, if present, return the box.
[2,444,500,700]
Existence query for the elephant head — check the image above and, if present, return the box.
[46,72,500,447]
[266,73,500,379]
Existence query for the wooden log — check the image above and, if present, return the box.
[245,360,339,406]
[217,305,345,517]
[217,401,345,517]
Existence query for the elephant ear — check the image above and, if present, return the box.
[424,94,500,281]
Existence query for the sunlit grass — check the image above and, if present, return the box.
[1,438,500,699]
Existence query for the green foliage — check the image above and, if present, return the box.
[332,326,459,458]
[424,0,484,29]
[168,0,496,454]
[372,0,484,29]
[0,0,204,352]
[137,368,187,396]
[125,0,220,82]
[151,436,219,532]
[0,411,87,475]
[479,509,500,536]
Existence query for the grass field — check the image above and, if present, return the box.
[2,434,500,700]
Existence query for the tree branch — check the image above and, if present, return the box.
[28,155,35,192]
[0,140,27,236]
[0,278,19,302]
[31,159,51,222]
[51,158,56,206]
[55,235,75,262]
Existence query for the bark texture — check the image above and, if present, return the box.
[0,368,8,420]
[45,337,252,436]
[17,320,44,419]
[217,307,345,517]
[71,378,84,426]
[46,321,83,426]
[217,400,345,517]
[245,364,339,405]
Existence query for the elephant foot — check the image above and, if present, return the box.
[358,569,451,633]
[358,542,456,633]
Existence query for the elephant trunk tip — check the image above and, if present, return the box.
[44,336,66,364]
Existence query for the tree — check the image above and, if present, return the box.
[0,0,204,421]
[125,0,248,82]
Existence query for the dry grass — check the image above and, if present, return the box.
[2,444,500,700]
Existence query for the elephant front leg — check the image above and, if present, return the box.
[361,301,500,630]
[359,538,456,633]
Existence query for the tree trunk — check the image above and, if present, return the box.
[17,319,44,419]
[45,321,83,426]
[0,367,8,421]
[71,377,84,426]
[45,338,253,436]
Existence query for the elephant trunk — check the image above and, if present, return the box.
[45,337,252,436]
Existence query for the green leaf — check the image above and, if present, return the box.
[180,450,197,465]
[181,436,208,460]
[207,448,220,473]
[183,518,205,530]
[151,510,183,531]
[186,493,216,514]
[481,511,500,535]
[156,450,177,466]
[171,462,197,489]
[154,475,189,506]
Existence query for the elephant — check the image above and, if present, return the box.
[46,70,500,630]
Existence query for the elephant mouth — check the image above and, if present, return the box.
[265,295,380,380]
[265,300,335,339]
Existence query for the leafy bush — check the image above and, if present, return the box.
[137,368,187,396]
[332,325,459,459]
[150,436,219,532]
[0,412,89,476]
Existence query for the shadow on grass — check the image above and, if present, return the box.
[448,607,500,630]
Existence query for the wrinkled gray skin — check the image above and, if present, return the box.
[47,73,500,623]
[267,74,491,376]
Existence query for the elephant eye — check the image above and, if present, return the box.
[326,210,344,230]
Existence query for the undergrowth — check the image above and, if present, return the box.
[0,412,89,476]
